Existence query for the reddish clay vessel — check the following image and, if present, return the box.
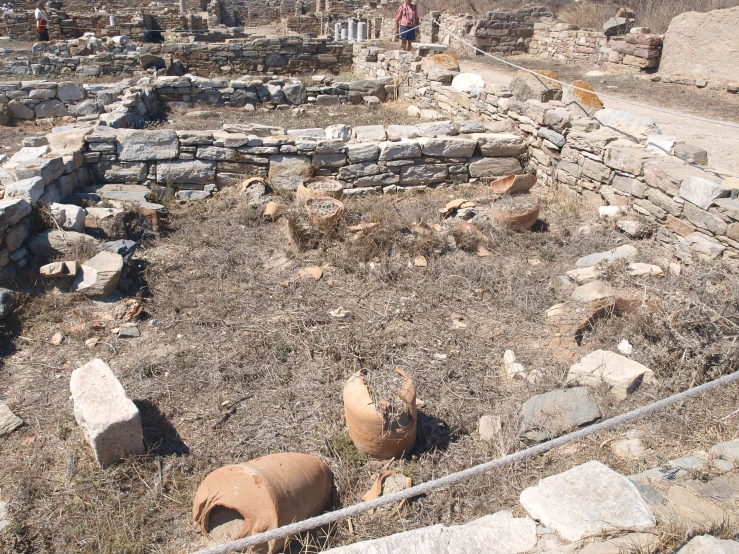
[192,452,333,554]
[296,177,344,205]
[491,194,540,231]
[343,369,417,459]
[489,173,537,194]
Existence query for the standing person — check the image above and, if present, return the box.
[35,2,49,42]
[394,0,419,52]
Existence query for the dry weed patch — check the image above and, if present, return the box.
[1,183,738,552]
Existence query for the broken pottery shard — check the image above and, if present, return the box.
[567,350,654,400]
[70,359,144,467]
[520,460,656,541]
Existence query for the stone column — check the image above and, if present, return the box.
[357,21,366,42]
[340,26,347,40]
[348,19,356,41]
[335,22,342,41]
[179,0,186,14]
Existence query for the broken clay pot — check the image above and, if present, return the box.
[362,470,413,515]
[343,369,417,459]
[305,197,345,228]
[489,173,537,194]
[491,194,540,231]
[192,452,333,554]
[296,177,344,205]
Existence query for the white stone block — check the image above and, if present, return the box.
[70,358,144,467]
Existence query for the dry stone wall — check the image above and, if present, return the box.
[353,45,739,263]
[528,23,662,72]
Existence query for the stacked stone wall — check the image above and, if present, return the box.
[353,44,739,263]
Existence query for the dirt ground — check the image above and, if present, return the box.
[1,177,738,553]
[459,54,739,175]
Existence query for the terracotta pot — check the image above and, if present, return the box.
[489,173,537,194]
[262,201,287,222]
[491,194,540,231]
[305,197,345,228]
[343,369,417,459]
[296,177,344,205]
[192,452,333,554]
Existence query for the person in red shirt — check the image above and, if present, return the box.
[394,0,419,52]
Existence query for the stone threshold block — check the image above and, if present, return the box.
[70,358,144,468]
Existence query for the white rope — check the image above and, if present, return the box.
[190,369,739,554]
[431,20,739,130]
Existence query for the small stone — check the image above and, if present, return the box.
[572,280,614,302]
[568,350,654,399]
[611,430,647,459]
[521,387,602,443]
[710,439,739,463]
[478,415,499,443]
[40,260,79,278]
[503,349,526,379]
[575,244,638,267]
[117,326,140,338]
[617,220,649,239]
[0,287,14,320]
[85,337,99,350]
[0,401,23,436]
[50,331,64,346]
[599,206,621,219]
[70,359,145,468]
[627,262,663,277]
[677,535,739,554]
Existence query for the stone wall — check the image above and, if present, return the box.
[528,23,662,72]
[353,44,739,263]
[1,36,353,78]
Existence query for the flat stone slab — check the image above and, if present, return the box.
[521,387,601,443]
[711,439,739,463]
[677,535,739,554]
[321,510,537,554]
[520,460,656,541]
[70,358,144,468]
[0,402,23,436]
[567,350,654,399]
[575,244,637,267]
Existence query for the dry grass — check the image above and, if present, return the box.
[1,182,738,553]
[557,0,739,33]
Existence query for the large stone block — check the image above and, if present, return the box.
[94,161,148,183]
[35,100,69,118]
[378,140,421,161]
[27,229,96,259]
[400,164,448,186]
[644,162,708,196]
[70,359,144,468]
[521,387,601,443]
[156,160,216,185]
[660,7,739,83]
[679,175,730,210]
[268,154,312,190]
[594,109,660,141]
[4,177,45,204]
[346,143,380,163]
[510,70,562,102]
[604,146,655,176]
[71,251,123,296]
[12,156,65,185]
[418,136,477,158]
[520,461,656,541]
[566,130,619,156]
[321,510,537,554]
[49,203,86,233]
[469,157,523,178]
[0,198,32,235]
[471,133,527,156]
[118,130,179,161]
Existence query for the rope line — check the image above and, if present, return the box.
[430,20,739,130]
[190,369,739,554]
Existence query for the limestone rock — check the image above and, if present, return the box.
[520,460,656,541]
[0,402,22,436]
[156,159,216,185]
[469,157,523,178]
[40,260,79,278]
[711,439,739,463]
[676,535,739,554]
[49,203,87,232]
[660,7,739,83]
[0,198,32,235]
[325,124,352,142]
[571,280,614,302]
[4,177,45,204]
[567,350,654,399]
[268,154,312,191]
[321,510,537,554]
[283,82,308,105]
[478,415,499,443]
[118,130,179,161]
[378,140,421,161]
[681,232,725,261]
[416,120,458,137]
[27,230,96,259]
[611,430,647,459]
[71,252,123,296]
[349,80,386,102]
[418,136,477,158]
[577,532,659,554]
[510,70,562,102]
[451,73,485,93]
[471,133,528,156]
[35,100,69,118]
[70,358,145,467]
[355,125,387,143]
[521,387,601,443]
[679,175,729,210]
[594,109,660,141]
[575,244,638,267]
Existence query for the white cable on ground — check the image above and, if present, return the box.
[190,369,739,554]
[431,20,739,130]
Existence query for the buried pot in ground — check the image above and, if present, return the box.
[343,368,418,459]
[491,194,540,231]
[295,176,344,205]
[193,452,333,554]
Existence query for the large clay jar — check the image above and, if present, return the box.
[491,194,540,231]
[489,173,537,194]
[296,177,344,205]
[343,369,417,459]
[192,453,333,554]
[305,197,345,228]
